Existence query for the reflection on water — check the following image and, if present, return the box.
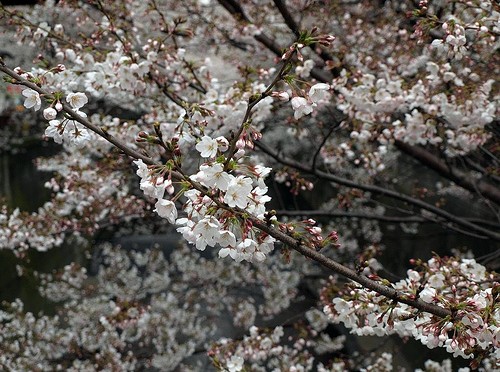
[0,145,55,212]
[0,144,90,314]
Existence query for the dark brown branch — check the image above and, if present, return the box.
[255,140,500,241]
[272,0,337,67]
[0,63,158,166]
[395,140,500,205]
[250,217,452,318]
[272,0,300,37]
[463,157,500,184]
[311,122,341,171]
[275,210,500,228]
[216,0,332,83]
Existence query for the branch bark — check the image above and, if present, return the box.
[250,217,452,318]
[395,140,500,205]
[255,140,500,241]
[272,0,337,68]
[275,210,500,228]
[216,0,333,83]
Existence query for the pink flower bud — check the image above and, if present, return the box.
[272,91,290,101]
[43,107,57,120]
[236,138,246,149]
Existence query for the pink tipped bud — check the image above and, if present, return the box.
[236,138,246,149]
[272,91,290,101]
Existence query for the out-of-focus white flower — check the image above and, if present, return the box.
[309,83,330,103]
[226,355,244,372]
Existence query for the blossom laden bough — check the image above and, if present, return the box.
[0,0,499,369]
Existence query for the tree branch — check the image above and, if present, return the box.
[0,60,455,321]
[395,140,500,205]
[255,140,500,241]
[249,217,452,319]
[272,0,337,67]
[274,210,500,228]
[216,0,333,83]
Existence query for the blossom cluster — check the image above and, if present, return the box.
[0,0,498,370]
[180,148,276,263]
[1,241,311,370]
[323,256,500,366]
[20,85,92,148]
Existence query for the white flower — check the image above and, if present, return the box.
[296,59,315,78]
[236,238,257,262]
[64,111,91,148]
[253,251,266,262]
[218,230,236,248]
[420,287,437,303]
[224,176,253,209]
[43,107,57,120]
[33,22,49,40]
[291,97,313,119]
[218,247,238,260]
[22,88,41,111]
[54,24,64,33]
[226,355,244,372]
[154,199,177,224]
[309,83,330,103]
[66,92,88,109]
[198,163,231,191]
[44,120,63,144]
[215,136,229,152]
[134,159,150,179]
[140,178,165,199]
[275,91,290,101]
[193,216,221,250]
[204,89,218,103]
[67,125,91,148]
[195,135,218,158]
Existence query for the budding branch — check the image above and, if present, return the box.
[0,60,454,320]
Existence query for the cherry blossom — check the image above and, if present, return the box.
[0,0,499,369]
[291,96,313,120]
[21,88,41,111]
[224,176,253,209]
[309,83,330,103]
[154,199,177,224]
[42,107,57,120]
[66,92,88,109]
[195,135,219,158]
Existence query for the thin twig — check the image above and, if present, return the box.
[255,140,500,241]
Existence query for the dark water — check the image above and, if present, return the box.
[0,144,91,314]
[0,145,54,212]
